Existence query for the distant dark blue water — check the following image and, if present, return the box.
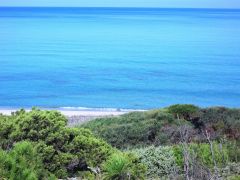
[0,8,240,109]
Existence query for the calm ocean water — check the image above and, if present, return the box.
[0,8,240,109]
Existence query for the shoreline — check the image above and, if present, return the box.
[0,107,146,117]
[0,108,137,116]
[0,107,146,125]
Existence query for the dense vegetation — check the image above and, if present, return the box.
[0,109,145,179]
[82,105,240,179]
[0,141,55,180]
[82,105,240,149]
[0,105,240,179]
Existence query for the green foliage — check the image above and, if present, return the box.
[81,105,240,150]
[0,109,114,178]
[172,145,184,168]
[0,141,55,180]
[200,107,240,139]
[81,111,180,149]
[0,114,15,150]
[1,105,239,179]
[168,104,200,120]
[220,162,240,179]
[227,176,240,180]
[0,109,67,149]
[131,146,177,178]
[190,142,229,168]
[225,140,240,162]
[103,153,131,180]
[173,142,230,169]
[77,171,95,180]
[102,152,146,180]
[0,149,10,179]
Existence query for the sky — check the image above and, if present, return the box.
[0,0,240,9]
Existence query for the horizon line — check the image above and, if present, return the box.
[0,6,240,10]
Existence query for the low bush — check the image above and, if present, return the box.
[199,107,240,140]
[168,104,200,121]
[130,146,177,178]
[191,142,229,168]
[220,162,240,179]
[81,111,181,149]
[1,105,239,179]
[102,152,146,180]
[225,140,240,163]
[0,141,55,180]
[81,105,240,150]
[173,142,230,169]
[0,109,114,178]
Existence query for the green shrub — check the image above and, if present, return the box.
[77,171,96,180]
[0,141,55,180]
[173,142,230,170]
[0,114,15,150]
[199,107,240,139]
[220,162,240,179]
[168,104,200,120]
[131,146,177,178]
[82,105,240,150]
[81,111,180,149]
[0,109,114,178]
[191,142,229,168]
[0,149,11,178]
[102,152,146,180]
[172,145,184,168]
[227,176,240,180]
[225,140,240,162]
[103,153,131,180]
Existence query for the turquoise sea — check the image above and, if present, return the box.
[0,8,240,109]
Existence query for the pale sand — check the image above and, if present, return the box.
[0,109,127,116]
[0,108,141,125]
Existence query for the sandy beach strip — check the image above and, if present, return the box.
[0,108,143,125]
[0,108,128,116]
